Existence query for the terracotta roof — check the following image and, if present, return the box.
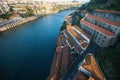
[81,19,115,37]
[81,42,89,48]
[73,70,89,80]
[82,54,105,80]
[87,14,120,27]
[55,48,62,69]
[89,76,95,80]
[74,26,91,40]
[65,15,72,21]
[60,45,71,76]
[9,13,20,20]
[57,34,66,46]
[49,47,63,80]
[63,45,71,68]
[95,9,120,14]
[73,54,105,80]
[68,27,84,43]
[56,47,63,54]
[63,29,83,52]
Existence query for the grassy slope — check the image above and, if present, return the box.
[87,0,120,79]
[97,39,120,80]
[88,3,120,11]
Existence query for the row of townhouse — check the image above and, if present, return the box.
[48,33,71,80]
[62,24,91,54]
[80,9,120,47]
[86,14,120,37]
[93,9,120,22]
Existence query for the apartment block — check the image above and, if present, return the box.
[62,24,91,54]
[80,9,120,47]
[80,19,116,47]
[0,2,9,14]
[86,14,120,36]
[93,9,120,22]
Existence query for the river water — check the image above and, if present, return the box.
[0,10,74,80]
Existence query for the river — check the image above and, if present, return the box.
[0,10,74,80]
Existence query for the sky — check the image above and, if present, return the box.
[39,0,90,3]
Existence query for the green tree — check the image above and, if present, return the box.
[25,6,34,17]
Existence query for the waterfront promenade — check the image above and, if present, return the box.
[0,16,37,32]
[0,11,59,33]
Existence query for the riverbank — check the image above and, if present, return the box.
[0,11,59,33]
[0,16,37,32]
[48,12,92,79]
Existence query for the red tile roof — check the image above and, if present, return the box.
[57,34,66,46]
[87,14,120,27]
[81,19,115,37]
[9,13,20,20]
[73,71,89,80]
[81,42,89,48]
[67,25,90,49]
[68,27,84,43]
[95,9,120,14]
[63,29,83,52]
[60,45,71,76]
[74,26,92,40]
[65,15,72,21]
[82,54,105,80]
[49,47,63,80]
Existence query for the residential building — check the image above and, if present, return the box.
[48,34,71,80]
[80,18,116,47]
[65,15,72,24]
[0,2,9,15]
[63,24,91,54]
[86,14,120,36]
[93,9,120,22]
[73,53,105,80]
[80,10,120,47]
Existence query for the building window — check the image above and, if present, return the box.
[104,36,107,38]
[98,41,99,43]
[102,40,104,42]
[108,25,111,29]
[101,43,103,45]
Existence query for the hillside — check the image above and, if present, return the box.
[80,0,120,79]
[60,0,120,79]
[88,0,120,11]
